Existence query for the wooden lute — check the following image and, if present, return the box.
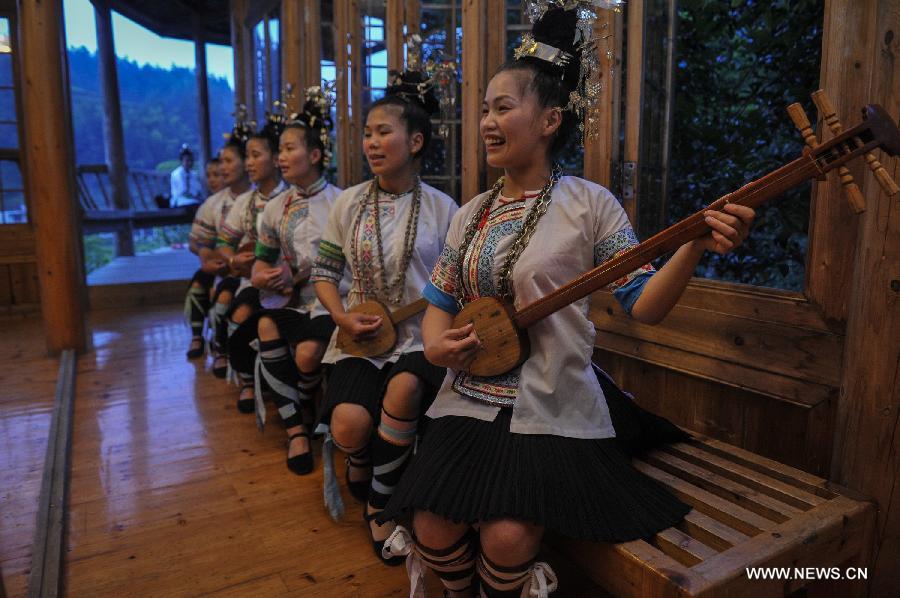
[452,103,900,377]
[337,298,429,357]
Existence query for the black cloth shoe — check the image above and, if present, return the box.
[286,431,314,475]
[237,384,255,414]
[186,337,204,359]
[212,353,228,378]
[345,458,372,502]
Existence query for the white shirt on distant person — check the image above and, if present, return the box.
[170,165,204,207]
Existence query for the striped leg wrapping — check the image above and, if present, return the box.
[369,407,417,510]
[417,531,478,595]
[477,553,557,598]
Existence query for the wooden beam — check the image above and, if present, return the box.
[92,0,134,256]
[18,0,87,354]
[827,1,900,596]
[194,17,211,172]
[27,350,76,597]
[405,0,420,38]
[583,8,623,188]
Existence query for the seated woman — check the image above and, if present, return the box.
[379,7,756,597]
[189,123,252,376]
[215,116,289,405]
[227,87,344,474]
[205,156,224,196]
[312,71,457,564]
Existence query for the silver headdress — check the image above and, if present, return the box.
[224,104,255,146]
[285,82,336,163]
[515,0,625,141]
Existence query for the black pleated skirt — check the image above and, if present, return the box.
[318,352,446,427]
[227,309,336,375]
[380,367,691,543]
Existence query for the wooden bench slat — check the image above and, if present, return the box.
[678,510,750,552]
[644,451,804,523]
[692,496,874,597]
[691,436,837,499]
[652,527,719,567]
[664,442,826,510]
[634,461,773,536]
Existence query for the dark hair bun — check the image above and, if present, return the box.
[527,7,582,92]
[385,70,441,116]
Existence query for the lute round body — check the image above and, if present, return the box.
[451,297,529,377]
[336,300,398,357]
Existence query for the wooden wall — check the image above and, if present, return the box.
[0,225,39,312]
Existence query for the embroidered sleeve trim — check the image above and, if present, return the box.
[311,239,345,284]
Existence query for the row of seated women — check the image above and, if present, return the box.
[179,7,755,596]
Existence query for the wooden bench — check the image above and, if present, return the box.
[550,434,875,597]
[76,163,194,233]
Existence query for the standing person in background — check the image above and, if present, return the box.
[171,144,205,207]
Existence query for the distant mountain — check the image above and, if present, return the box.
[67,46,235,170]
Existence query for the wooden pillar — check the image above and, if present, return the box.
[281,0,302,110]
[826,1,900,595]
[92,0,133,256]
[194,18,211,175]
[230,0,254,113]
[405,0,420,38]
[18,0,87,354]
[460,0,487,203]
[301,0,322,91]
[621,0,645,226]
[386,0,405,71]
[335,0,363,188]
[583,8,623,188]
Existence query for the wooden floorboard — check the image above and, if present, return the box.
[3,304,602,597]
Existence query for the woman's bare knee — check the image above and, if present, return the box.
[330,403,373,451]
[479,519,543,566]
[294,340,326,373]
[382,372,423,419]
[217,291,233,305]
[257,316,280,341]
[413,510,471,549]
[231,304,253,324]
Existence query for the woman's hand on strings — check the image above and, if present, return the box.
[697,203,756,255]
[337,312,383,341]
[252,266,286,292]
[425,322,482,372]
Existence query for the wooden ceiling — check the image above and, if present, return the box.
[106,0,232,45]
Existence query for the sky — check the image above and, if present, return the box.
[63,0,234,87]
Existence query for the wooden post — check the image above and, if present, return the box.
[281,0,303,112]
[460,0,487,204]
[194,17,211,174]
[405,0,420,37]
[335,0,363,187]
[827,1,900,596]
[301,0,322,91]
[18,0,87,354]
[583,8,623,188]
[92,0,133,256]
[621,0,644,226]
[386,0,405,71]
[230,0,254,114]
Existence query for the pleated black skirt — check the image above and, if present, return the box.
[380,367,691,543]
[227,309,336,375]
[318,352,446,427]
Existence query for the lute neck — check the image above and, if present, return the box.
[390,298,429,323]
[513,152,822,330]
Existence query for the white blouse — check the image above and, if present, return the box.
[219,180,289,249]
[189,187,238,251]
[312,180,458,368]
[255,177,343,315]
[424,176,655,439]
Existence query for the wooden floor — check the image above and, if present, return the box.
[1,305,600,597]
[0,314,56,598]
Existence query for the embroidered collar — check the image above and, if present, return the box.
[295,176,327,198]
